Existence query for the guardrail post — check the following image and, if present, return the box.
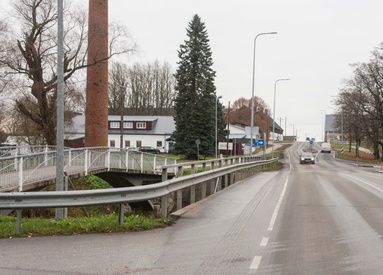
[214,177,221,192]
[153,155,156,173]
[190,164,196,203]
[118,203,125,225]
[16,209,22,232]
[161,195,168,218]
[210,178,215,194]
[177,190,182,210]
[201,182,206,199]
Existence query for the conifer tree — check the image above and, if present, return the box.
[173,14,225,159]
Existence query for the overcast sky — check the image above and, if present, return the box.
[108,0,383,141]
[2,0,382,141]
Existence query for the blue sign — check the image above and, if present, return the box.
[253,139,265,147]
[276,136,280,143]
[309,140,314,145]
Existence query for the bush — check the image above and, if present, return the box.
[84,175,112,190]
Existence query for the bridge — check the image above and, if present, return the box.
[0,145,277,230]
[0,146,177,192]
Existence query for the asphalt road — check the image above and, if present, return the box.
[1,141,383,274]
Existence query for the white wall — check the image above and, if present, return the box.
[108,134,172,152]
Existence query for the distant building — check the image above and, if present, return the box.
[324,114,343,142]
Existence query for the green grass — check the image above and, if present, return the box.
[0,214,174,238]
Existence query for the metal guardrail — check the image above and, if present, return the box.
[0,158,278,230]
[0,147,177,192]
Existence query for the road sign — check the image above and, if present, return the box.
[309,140,314,145]
[253,139,265,147]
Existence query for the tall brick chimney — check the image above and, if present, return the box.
[85,0,108,147]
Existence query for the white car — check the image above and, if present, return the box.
[321,142,332,153]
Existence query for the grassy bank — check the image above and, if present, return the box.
[0,213,174,238]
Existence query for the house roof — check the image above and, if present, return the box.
[65,115,175,137]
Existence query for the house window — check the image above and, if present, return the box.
[124,122,133,129]
[136,140,142,148]
[125,140,130,148]
[136,122,146,129]
[110,140,116,147]
[110,122,120,129]
[157,141,162,147]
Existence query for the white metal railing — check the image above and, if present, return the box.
[0,147,177,192]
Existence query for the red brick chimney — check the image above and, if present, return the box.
[85,0,108,147]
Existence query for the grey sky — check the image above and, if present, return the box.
[1,0,382,141]
[110,0,383,141]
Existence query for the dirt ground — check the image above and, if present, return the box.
[335,148,382,163]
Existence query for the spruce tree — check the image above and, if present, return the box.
[173,14,225,159]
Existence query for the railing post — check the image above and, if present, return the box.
[84,149,89,176]
[18,156,23,192]
[67,149,72,167]
[44,147,48,167]
[125,150,129,172]
[13,155,18,171]
[107,149,111,171]
[153,155,156,173]
[191,164,196,174]
[177,165,183,177]
[140,153,144,173]
[162,167,168,182]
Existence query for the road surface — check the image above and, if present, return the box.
[1,141,383,274]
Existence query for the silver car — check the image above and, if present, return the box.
[300,152,315,164]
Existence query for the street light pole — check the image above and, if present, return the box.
[250,32,277,156]
[55,0,64,220]
[272,78,290,158]
[215,95,222,158]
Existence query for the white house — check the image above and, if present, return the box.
[65,115,175,152]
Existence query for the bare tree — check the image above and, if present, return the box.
[231,96,268,113]
[110,60,176,115]
[0,0,135,145]
[336,54,383,159]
